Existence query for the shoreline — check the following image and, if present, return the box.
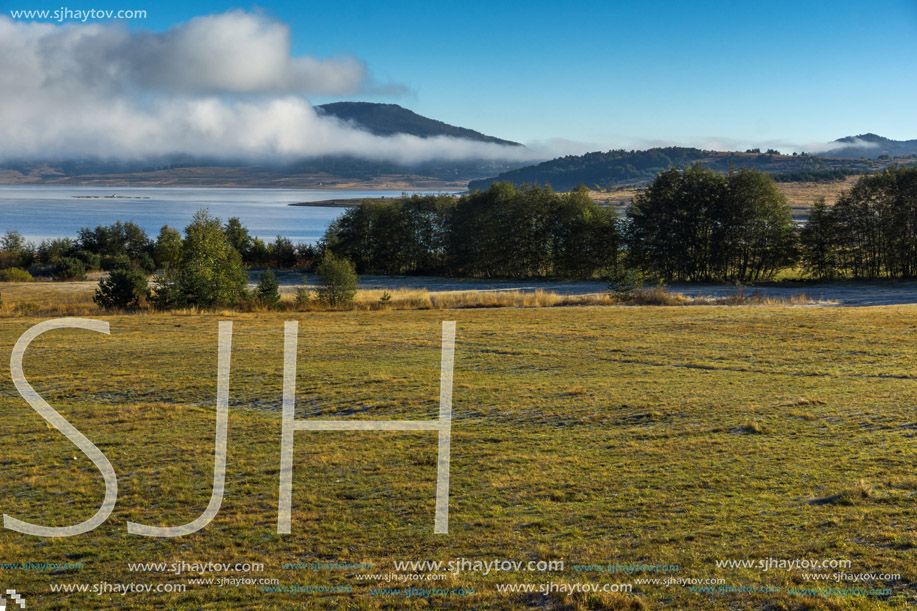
[290,194,463,207]
[289,197,393,208]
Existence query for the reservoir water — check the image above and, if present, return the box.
[0,185,456,243]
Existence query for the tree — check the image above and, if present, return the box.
[256,269,281,308]
[54,257,86,280]
[549,185,619,278]
[78,221,152,262]
[625,165,796,282]
[799,198,838,279]
[224,217,253,260]
[447,182,547,277]
[0,230,27,268]
[154,225,182,270]
[271,236,297,269]
[36,238,75,265]
[626,164,727,281]
[73,250,102,271]
[810,166,917,278]
[155,210,247,308]
[94,268,150,310]
[315,253,357,307]
[446,184,506,277]
[719,168,797,280]
[295,242,321,270]
[247,237,271,267]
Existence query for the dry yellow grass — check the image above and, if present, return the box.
[0,280,97,317]
[774,174,861,206]
[586,175,862,219]
[2,305,916,609]
[1,281,820,318]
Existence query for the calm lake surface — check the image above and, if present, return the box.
[0,186,457,243]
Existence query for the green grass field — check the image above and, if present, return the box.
[1,306,916,609]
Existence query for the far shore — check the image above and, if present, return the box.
[290,194,462,208]
[290,197,394,208]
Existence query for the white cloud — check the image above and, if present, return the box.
[0,12,541,164]
[808,137,879,153]
[126,11,367,95]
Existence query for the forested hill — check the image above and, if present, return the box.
[468,147,916,192]
[815,133,917,159]
[316,102,521,146]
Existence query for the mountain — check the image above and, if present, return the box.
[468,146,917,192]
[316,102,521,146]
[814,133,917,159]
[0,103,527,187]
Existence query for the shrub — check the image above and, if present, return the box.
[73,250,102,271]
[93,268,151,310]
[256,269,281,308]
[233,289,260,312]
[315,253,357,307]
[137,252,157,274]
[616,285,686,306]
[151,271,181,309]
[294,287,312,309]
[608,268,646,298]
[0,267,33,282]
[101,254,132,271]
[54,257,86,280]
[27,263,55,278]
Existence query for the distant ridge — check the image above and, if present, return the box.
[468,145,917,192]
[815,133,917,159]
[316,102,521,146]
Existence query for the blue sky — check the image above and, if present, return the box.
[3,0,916,155]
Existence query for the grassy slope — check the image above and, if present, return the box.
[1,307,916,609]
[589,175,862,219]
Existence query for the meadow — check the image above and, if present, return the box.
[589,175,861,219]
[1,303,915,610]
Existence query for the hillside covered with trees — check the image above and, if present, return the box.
[815,133,917,159]
[469,146,916,192]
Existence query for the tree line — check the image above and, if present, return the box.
[800,166,917,278]
[3,164,917,309]
[0,218,321,282]
[324,184,619,278]
[327,166,796,282]
[327,165,917,283]
[0,211,333,310]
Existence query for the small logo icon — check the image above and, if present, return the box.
[0,588,26,610]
